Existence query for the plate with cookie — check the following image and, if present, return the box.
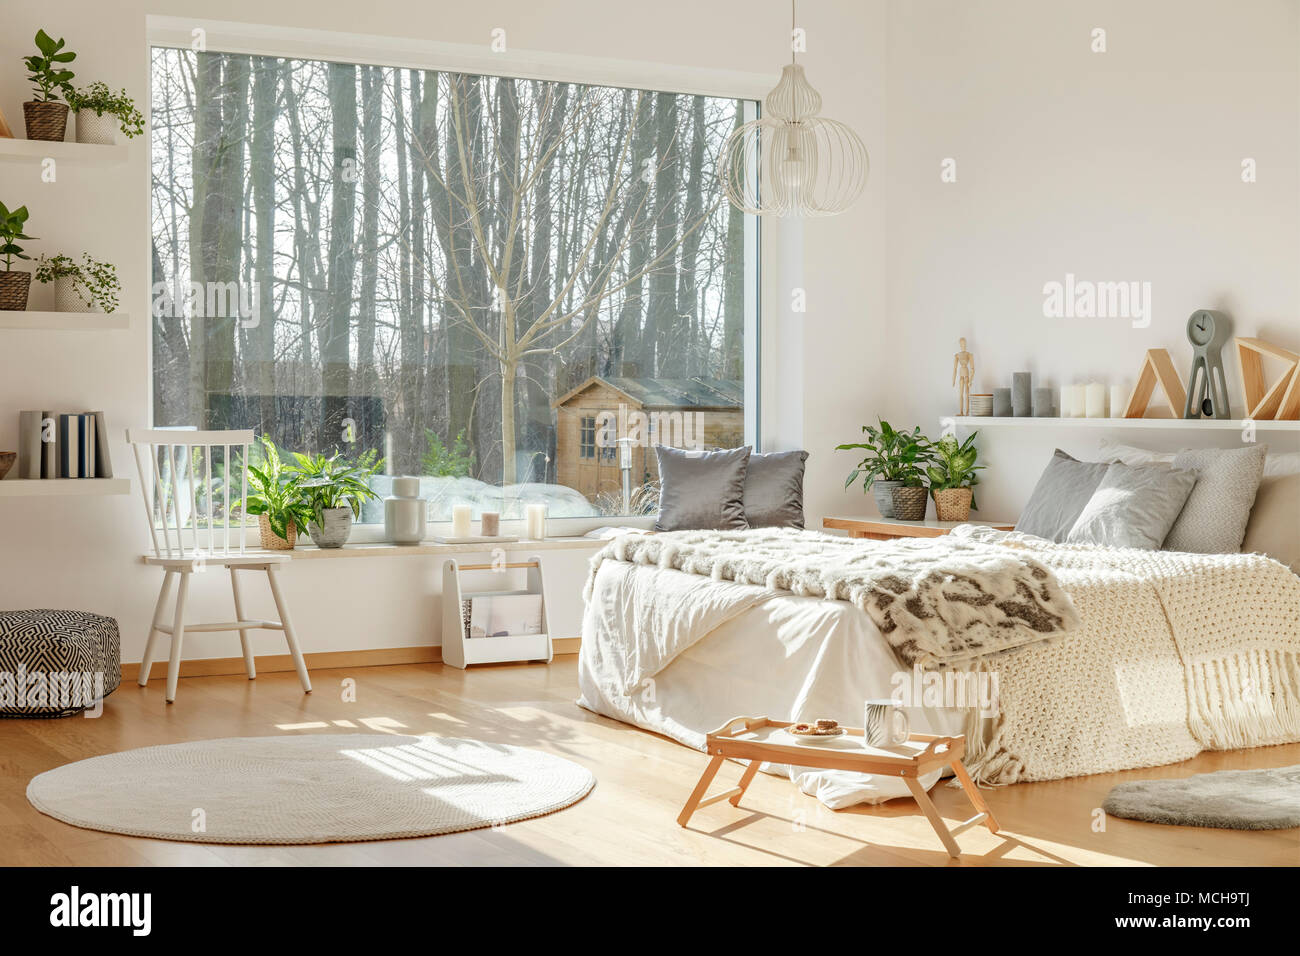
[777,718,848,746]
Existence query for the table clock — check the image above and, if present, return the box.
[1183,309,1232,419]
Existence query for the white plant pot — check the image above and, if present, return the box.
[75,109,117,145]
[54,275,99,313]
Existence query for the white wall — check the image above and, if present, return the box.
[882,0,1300,519]
[0,0,892,662]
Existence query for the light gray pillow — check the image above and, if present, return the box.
[743,450,808,528]
[654,445,751,532]
[1066,462,1198,550]
[1162,444,1268,554]
[1015,449,1111,542]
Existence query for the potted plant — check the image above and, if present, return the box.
[35,253,120,313]
[837,420,932,518]
[290,449,382,548]
[66,82,144,145]
[925,432,985,521]
[242,438,312,550]
[22,30,76,142]
[0,202,36,311]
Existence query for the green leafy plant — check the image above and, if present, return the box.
[241,437,313,542]
[837,420,933,489]
[0,202,36,272]
[422,429,474,477]
[24,30,76,102]
[35,253,120,312]
[290,449,383,525]
[66,81,144,138]
[924,432,985,508]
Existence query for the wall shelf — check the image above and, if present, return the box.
[0,137,127,166]
[0,478,129,497]
[0,311,129,330]
[953,416,1299,432]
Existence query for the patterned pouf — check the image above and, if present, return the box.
[0,610,120,718]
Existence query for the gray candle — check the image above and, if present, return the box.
[1033,387,1054,417]
[480,512,500,537]
[1012,372,1032,417]
[992,387,1012,417]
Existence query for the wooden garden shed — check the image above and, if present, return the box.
[552,376,743,502]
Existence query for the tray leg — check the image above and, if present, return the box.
[951,759,1000,833]
[903,775,963,859]
[677,755,724,827]
[730,758,762,808]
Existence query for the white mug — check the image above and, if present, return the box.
[864,699,910,748]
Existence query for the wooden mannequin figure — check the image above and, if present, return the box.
[953,338,974,416]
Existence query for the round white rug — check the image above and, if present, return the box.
[27,734,595,844]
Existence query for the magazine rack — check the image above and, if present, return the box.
[441,555,552,669]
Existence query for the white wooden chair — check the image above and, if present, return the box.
[127,429,312,703]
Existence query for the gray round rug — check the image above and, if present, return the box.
[27,734,595,844]
[1102,764,1300,830]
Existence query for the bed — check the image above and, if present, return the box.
[576,525,1300,807]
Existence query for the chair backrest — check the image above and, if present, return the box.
[126,428,255,559]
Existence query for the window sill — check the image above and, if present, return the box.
[289,536,606,560]
[138,535,608,563]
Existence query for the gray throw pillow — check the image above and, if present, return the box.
[1015,449,1111,542]
[1161,444,1268,554]
[744,450,809,529]
[1066,462,1198,550]
[654,445,751,532]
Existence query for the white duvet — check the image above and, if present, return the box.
[577,561,963,807]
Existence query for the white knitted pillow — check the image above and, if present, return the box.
[1162,445,1267,554]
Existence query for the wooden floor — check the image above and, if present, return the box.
[2,658,1297,866]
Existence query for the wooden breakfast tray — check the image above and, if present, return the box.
[677,716,999,859]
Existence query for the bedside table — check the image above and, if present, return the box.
[822,515,1016,541]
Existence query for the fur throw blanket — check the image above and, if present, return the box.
[587,528,1080,669]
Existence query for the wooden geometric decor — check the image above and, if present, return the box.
[1236,337,1300,421]
[1124,348,1187,418]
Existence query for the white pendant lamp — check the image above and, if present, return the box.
[719,1,870,217]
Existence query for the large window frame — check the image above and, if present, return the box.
[145,16,764,538]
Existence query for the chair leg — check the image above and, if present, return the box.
[165,571,191,704]
[229,567,256,680]
[266,564,311,693]
[139,570,174,686]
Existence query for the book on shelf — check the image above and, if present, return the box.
[18,411,41,479]
[13,410,115,480]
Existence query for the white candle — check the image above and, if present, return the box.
[1085,382,1106,418]
[525,503,547,540]
[1062,384,1084,418]
[1110,384,1127,417]
[451,504,472,539]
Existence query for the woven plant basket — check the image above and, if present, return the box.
[75,109,116,145]
[54,275,97,313]
[0,272,32,311]
[23,101,69,142]
[933,487,973,522]
[258,514,297,550]
[890,485,929,521]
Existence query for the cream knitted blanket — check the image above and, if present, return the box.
[589,527,1080,669]
[951,526,1300,784]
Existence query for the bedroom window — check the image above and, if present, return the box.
[149,47,758,521]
